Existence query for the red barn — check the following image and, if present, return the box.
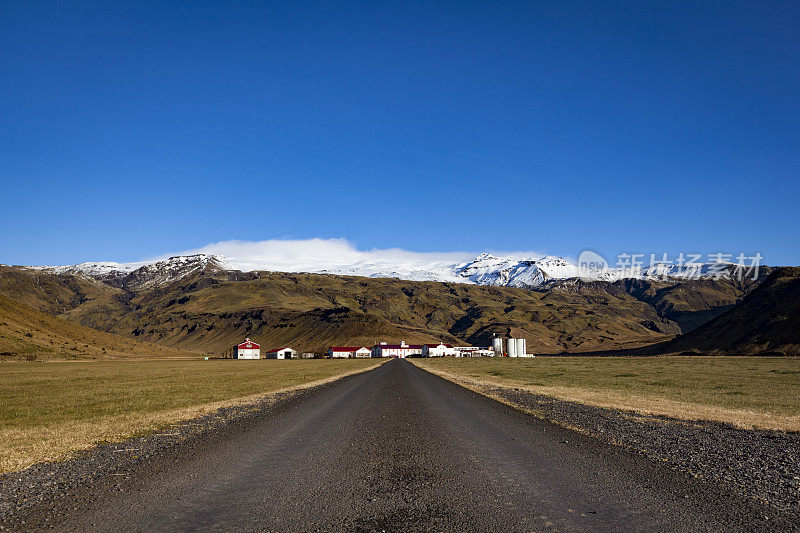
[234,338,261,359]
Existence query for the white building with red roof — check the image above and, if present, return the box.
[234,338,261,359]
[371,341,423,358]
[327,346,372,358]
[422,343,456,357]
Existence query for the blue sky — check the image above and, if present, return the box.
[1,1,798,266]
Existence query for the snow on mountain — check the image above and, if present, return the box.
[118,254,230,289]
[31,254,229,289]
[28,251,734,289]
[317,259,466,283]
[453,253,583,287]
[33,261,144,276]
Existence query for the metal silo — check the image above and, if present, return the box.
[492,337,504,356]
[508,338,518,357]
[517,338,526,357]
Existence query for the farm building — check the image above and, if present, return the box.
[422,343,456,357]
[265,347,296,359]
[371,342,423,358]
[234,338,261,359]
[327,346,372,358]
[454,346,495,357]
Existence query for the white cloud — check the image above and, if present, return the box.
[161,237,470,273]
[156,237,550,276]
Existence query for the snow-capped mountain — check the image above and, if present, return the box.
[32,254,229,289]
[454,253,581,287]
[27,251,740,290]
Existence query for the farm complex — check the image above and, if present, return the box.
[232,338,531,359]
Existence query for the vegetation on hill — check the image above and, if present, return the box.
[662,267,800,355]
[0,294,198,360]
[0,264,774,355]
[1,267,685,354]
[612,273,767,332]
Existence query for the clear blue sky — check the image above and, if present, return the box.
[1,1,798,266]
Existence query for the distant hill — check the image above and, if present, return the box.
[0,258,776,355]
[0,293,199,360]
[661,267,800,355]
[611,275,764,332]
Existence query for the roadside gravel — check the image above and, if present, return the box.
[472,383,800,518]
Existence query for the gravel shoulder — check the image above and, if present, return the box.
[416,363,800,519]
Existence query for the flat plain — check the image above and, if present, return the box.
[413,356,800,431]
[0,358,381,473]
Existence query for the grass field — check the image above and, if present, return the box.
[0,358,382,473]
[413,357,800,431]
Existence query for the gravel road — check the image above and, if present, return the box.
[2,359,794,532]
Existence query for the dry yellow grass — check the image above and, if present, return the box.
[413,357,800,431]
[0,359,383,473]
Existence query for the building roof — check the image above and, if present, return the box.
[373,344,423,350]
[265,347,292,353]
[329,346,370,352]
[423,343,453,348]
[237,339,260,349]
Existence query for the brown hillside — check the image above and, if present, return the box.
[614,273,768,332]
[0,293,200,360]
[0,265,775,355]
[661,267,800,355]
[47,270,680,354]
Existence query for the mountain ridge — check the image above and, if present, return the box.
[21,251,760,291]
[0,252,778,356]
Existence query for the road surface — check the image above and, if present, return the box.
[18,359,783,531]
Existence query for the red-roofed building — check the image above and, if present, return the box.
[327,346,372,358]
[234,338,261,359]
[371,342,423,358]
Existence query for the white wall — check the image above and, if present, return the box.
[266,348,294,359]
[236,348,260,359]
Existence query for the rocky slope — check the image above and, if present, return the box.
[661,267,800,355]
[31,254,229,290]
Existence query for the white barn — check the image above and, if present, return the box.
[454,346,495,357]
[265,347,296,359]
[328,346,372,358]
[234,338,261,359]
[422,343,456,357]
